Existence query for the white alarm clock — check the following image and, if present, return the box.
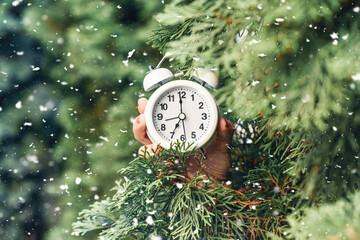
[143,57,219,155]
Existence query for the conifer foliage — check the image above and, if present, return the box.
[74,0,360,239]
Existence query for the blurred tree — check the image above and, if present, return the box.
[1,0,163,239]
[0,1,61,239]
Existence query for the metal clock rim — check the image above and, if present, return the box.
[144,80,219,151]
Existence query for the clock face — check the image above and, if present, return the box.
[151,85,214,148]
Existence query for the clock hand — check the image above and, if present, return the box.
[178,92,183,114]
[170,119,181,139]
[181,119,187,141]
[165,116,179,121]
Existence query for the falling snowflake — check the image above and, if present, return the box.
[75,177,82,185]
[146,216,154,225]
[351,73,360,81]
[15,101,22,109]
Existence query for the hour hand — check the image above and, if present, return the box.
[170,119,181,139]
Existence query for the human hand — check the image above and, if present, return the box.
[133,98,234,186]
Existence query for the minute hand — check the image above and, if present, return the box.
[181,119,187,141]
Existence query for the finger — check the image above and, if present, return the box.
[137,98,148,114]
[213,118,235,153]
[133,114,152,145]
[138,143,161,159]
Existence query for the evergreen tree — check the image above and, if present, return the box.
[0,2,61,239]
[74,0,360,239]
[1,0,163,239]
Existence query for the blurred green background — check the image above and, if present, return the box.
[0,0,163,239]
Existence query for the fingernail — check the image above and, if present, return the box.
[225,119,230,128]
[136,116,141,124]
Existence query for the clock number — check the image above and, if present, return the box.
[160,103,168,110]
[161,124,166,131]
[191,94,195,101]
[168,95,175,102]
[199,102,204,109]
[157,113,163,120]
[201,113,207,120]
[180,135,186,141]
[170,131,175,139]
[199,123,204,130]
[178,91,186,99]
[191,131,196,139]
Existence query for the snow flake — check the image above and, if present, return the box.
[332,126,338,131]
[275,18,285,22]
[193,229,199,235]
[127,49,135,58]
[196,204,201,211]
[342,34,349,40]
[176,183,183,189]
[236,220,243,226]
[251,205,256,210]
[147,169,152,174]
[146,199,153,204]
[133,218,138,226]
[226,180,232,185]
[251,81,260,86]
[75,177,82,185]
[99,136,109,142]
[351,73,360,81]
[18,197,25,203]
[27,155,38,164]
[146,216,154,225]
[17,51,24,56]
[39,105,48,111]
[332,39,338,45]
[31,66,40,71]
[150,235,162,240]
[12,0,21,7]
[15,101,22,109]
[122,60,129,67]
[24,122,32,126]
[60,184,69,190]
[330,32,338,39]
[218,39,224,45]
[258,53,267,57]
[65,134,69,139]
[353,6,360,13]
[148,210,156,215]
[271,104,276,109]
